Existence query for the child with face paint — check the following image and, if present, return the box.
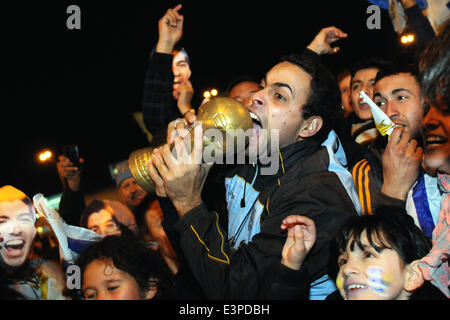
[275,206,444,300]
[333,206,447,300]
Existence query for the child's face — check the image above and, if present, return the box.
[82,259,154,300]
[336,230,410,300]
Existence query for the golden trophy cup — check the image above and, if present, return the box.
[129,97,252,193]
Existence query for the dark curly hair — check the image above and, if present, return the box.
[329,206,447,300]
[279,52,342,143]
[374,64,419,86]
[349,57,391,79]
[328,206,448,300]
[335,206,431,264]
[74,227,173,299]
[419,20,450,110]
[79,199,110,229]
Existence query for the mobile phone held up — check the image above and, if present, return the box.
[63,144,81,168]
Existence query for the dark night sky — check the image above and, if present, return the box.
[2,0,404,198]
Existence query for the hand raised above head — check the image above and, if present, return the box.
[57,155,83,177]
[56,155,84,191]
[156,4,184,54]
[307,26,348,55]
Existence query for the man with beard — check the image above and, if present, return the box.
[148,51,360,299]
[351,64,441,239]
[114,160,148,210]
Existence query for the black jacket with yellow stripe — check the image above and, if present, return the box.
[351,137,406,215]
[173,137,358,299]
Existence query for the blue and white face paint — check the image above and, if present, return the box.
[366,266,393,298]
[336,230,413,300]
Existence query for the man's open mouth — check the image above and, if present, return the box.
[2,239,27,259]
[249,111,262,130]
[4,239,25,250]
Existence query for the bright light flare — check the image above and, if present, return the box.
[38,150,53,162]
[400,33,415,45]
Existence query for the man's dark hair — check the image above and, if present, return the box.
[374,64,419,86]
[419,20,450,109]
[74,229,173,299]
[349,57,391,79]
[224,75,260,97]
[173,44,191,66]
[79,199,108,228]
[280,53,342,143]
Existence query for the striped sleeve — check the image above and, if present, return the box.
[352,159,376,215]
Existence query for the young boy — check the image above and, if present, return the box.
[332,206,440,300]
[277,206,447,300]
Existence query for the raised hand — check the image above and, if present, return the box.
[281,215,316,270]
[156,4,184,54]
[56,155,84,191]
[307,26,348,55]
